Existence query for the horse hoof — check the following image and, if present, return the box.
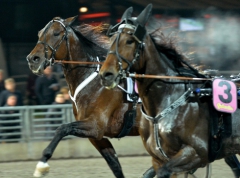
[33,161,50,177]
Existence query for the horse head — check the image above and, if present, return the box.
[26,16,78,75]
[99,4,152,89]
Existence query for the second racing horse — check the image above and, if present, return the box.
[26,16,155,178]
[99,4,240,178]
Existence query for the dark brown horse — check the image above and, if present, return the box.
[99,4,240,178]
[26,16,156,178]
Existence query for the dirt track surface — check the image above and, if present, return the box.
[0,156,236,178]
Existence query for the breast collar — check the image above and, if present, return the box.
[69,61,100,112]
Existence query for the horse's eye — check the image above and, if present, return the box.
[53,32,60,36]
[126,40,134,44]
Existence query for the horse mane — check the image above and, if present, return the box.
[70,23,110,61]
[149,28,204,77]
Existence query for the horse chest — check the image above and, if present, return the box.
[158,120,175,133]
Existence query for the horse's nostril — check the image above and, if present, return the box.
[103,72,114,81]
[32,56,40,63]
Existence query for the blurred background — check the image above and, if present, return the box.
[1,0,240,100]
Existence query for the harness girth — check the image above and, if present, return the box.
[116,79,139,138]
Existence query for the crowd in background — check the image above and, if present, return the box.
[0,66,71,142]
[0,66,71,107]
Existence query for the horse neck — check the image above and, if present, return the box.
[63,37,99,96]
[143,36,176,76]
[137,36,179,117]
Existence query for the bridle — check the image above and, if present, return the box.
[106,20,207,83]
[37,19,103,111]
[37,19,70,66]
[106,21,146,79]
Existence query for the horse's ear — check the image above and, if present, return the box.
[136,4,152,26]
[65,15,79,26]
[121,7,133,22]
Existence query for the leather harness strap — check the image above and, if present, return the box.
[141,88,192,160]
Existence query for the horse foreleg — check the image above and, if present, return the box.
[141,166,156,178]
[33,123,68,177]
[89,138,125,178]
[89,138,156,178]
[156,146,205,178]
[33,121,100,177]
[225,155,240,178]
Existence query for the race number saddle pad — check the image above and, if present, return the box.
[212,78,237,113]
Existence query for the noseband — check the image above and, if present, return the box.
[37,19,69,66]
[107,23,146,79]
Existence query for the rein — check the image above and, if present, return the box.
[57,58,238,83]
[128,73,212,81]
[55,59,103,65]
[55,60,211,81]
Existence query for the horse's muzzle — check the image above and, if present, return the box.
[100,71,119,89]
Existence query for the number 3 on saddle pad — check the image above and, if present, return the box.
[213,78,237,113]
